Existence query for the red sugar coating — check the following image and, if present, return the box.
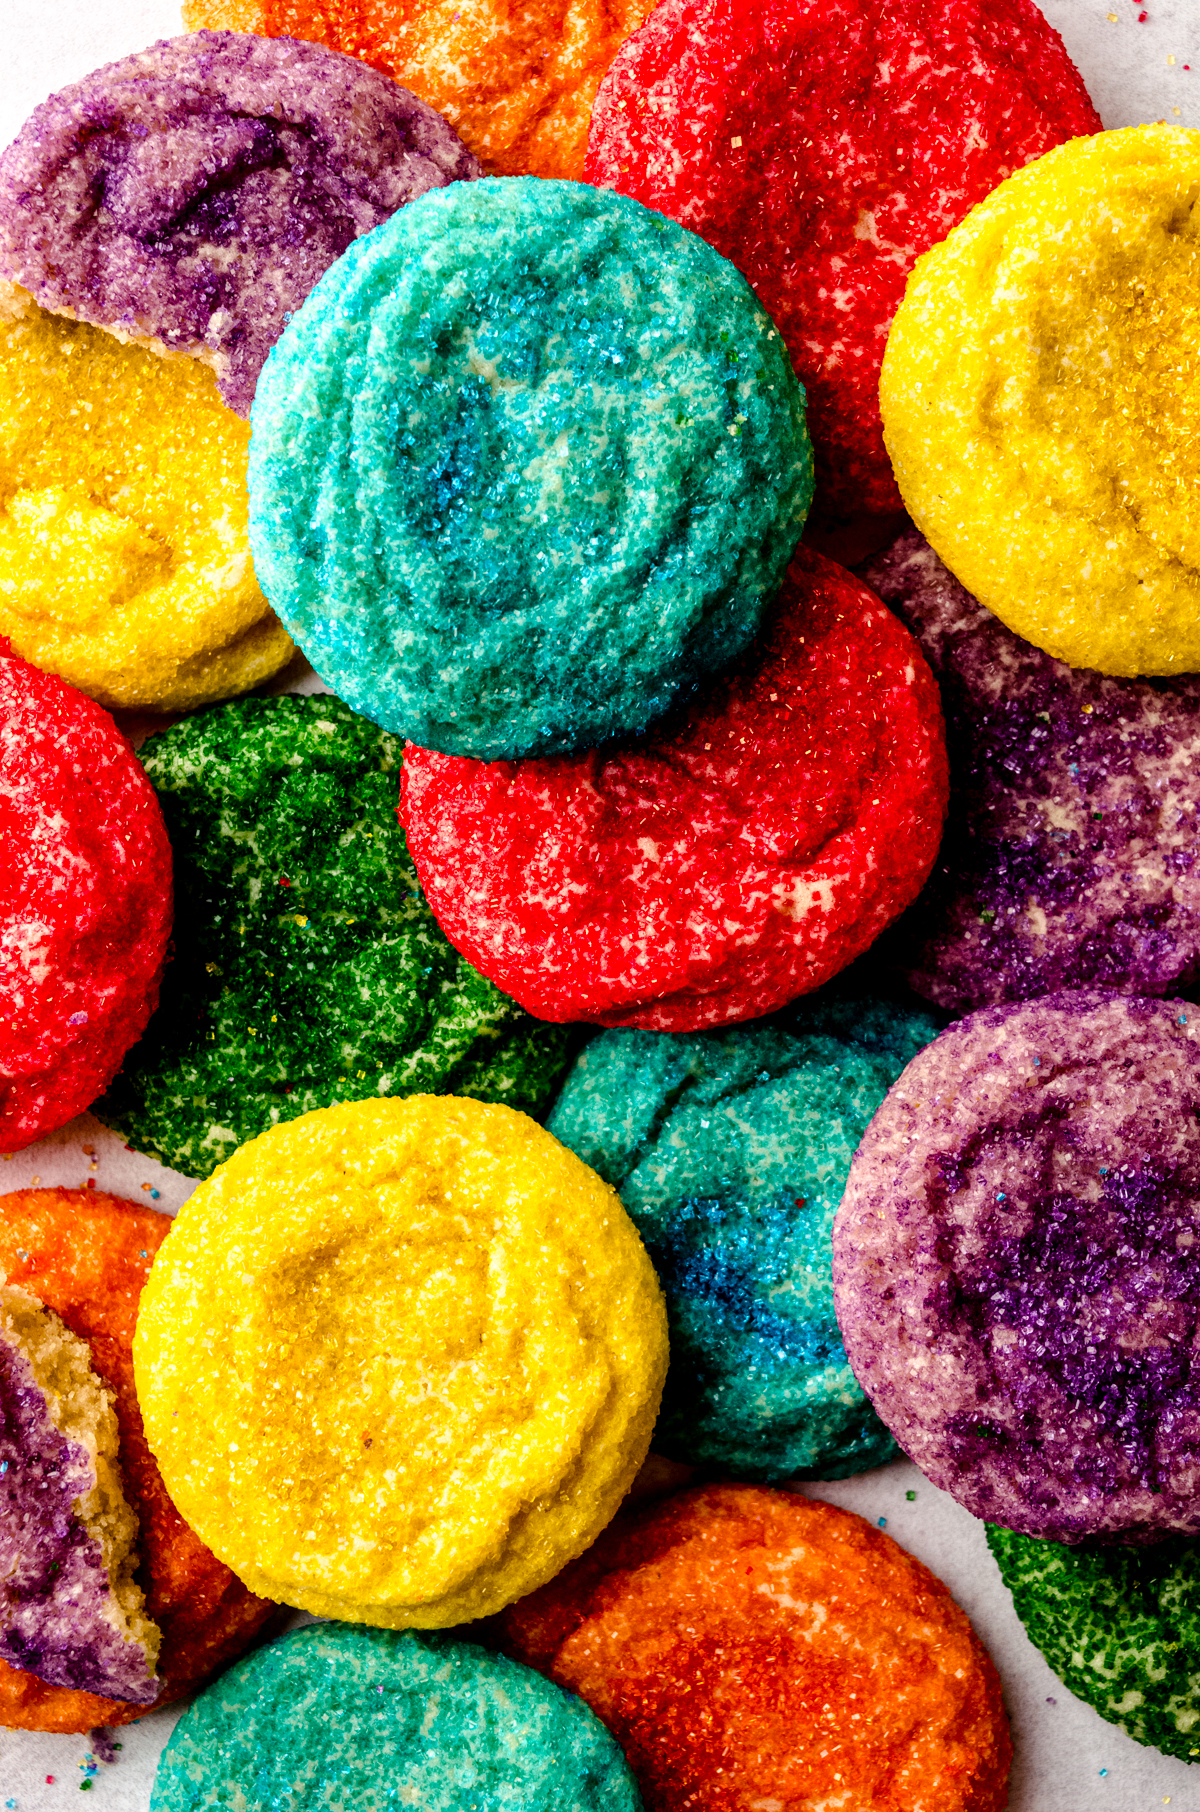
[501,1484,1012,1811]
[585,0,1101,518]
[0,1188,277,1732]
[400,548,947,1032]
[0,648,172,1150]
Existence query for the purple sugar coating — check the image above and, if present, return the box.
[0,1332,156,1703]
[861,530,1200,1013]
[0,31,481,416]
[832,991,1200,1544]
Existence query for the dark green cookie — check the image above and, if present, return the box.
[98,694,572,1177]
[149,1624,644,1811]
[987,1523,1200,1762]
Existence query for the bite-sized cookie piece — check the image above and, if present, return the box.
[501,1484,1012,1811]
[401,547,948,1030]
[0,648,172,1153]
[988,1522,1200,1764]
[547,997,941,1478]
[863,531,1200,1012]
[834,992,1200,1544]
[587,0,1099,518]
[882,125,1200,676]
[248,177,812,760]
[96,695,572,1179]
[0,1285,158,1703]
[0,32,480,420]
[150,1624,644,1811]
[0,1189,276,1733]
[184,1,653,181]
[0,282,291,711]
[134,1096,668,1627]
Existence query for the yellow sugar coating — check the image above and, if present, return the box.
[132,1095,669,1627]
[0,283,293,709]
[881,125,1200,677]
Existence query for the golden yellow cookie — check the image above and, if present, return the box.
[881,125,1200,677]
[132,1095,668,1627]
[0,282,293,709]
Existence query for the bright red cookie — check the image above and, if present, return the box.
[0,1188,277,1732]
[400,547,947,1032]
[585,0,1100,518]
[0,646,172,1150]
[501,1484,1012,1812]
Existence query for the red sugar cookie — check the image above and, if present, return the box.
[501,1484,1012,1811]
[585,0,1100,517]
[0,648,172,1151]
[400,547,947,1032]
[0,1189,276,1732]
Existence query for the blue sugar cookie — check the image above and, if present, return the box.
[546,996,941,1479]
[248,177,813,760]
[150,1623,644,1810]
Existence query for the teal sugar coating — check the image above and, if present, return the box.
[150,1624,645,1811]
[97,695,572,1177]
[987,1523,1200,1762]
[546,996,941,1479]
[248,177,813,760]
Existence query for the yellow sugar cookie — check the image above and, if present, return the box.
[132,1095,668,1627]
[880,125,1200,677]
[0,283,293,709]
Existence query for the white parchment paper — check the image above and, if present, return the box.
[2,4,1200,1807]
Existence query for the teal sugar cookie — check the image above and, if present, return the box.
[248,177,813,760]
[987,1524,1200,1762]
[546,996,941,1479]
[150,1623,645,1811]
[97,695,571,1177]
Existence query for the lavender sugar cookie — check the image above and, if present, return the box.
[833,992,1200,1544]
[864,530,1200,1013]
[0,31,480,417]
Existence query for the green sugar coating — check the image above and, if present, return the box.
[248,176,813,760]
[987,1523,1200,1761]
[98,695,572,1177]
[150,1624,645,1811]
[546,995,941,1479]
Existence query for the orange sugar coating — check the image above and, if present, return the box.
[0,1189,276,1732]
[184,0,655,177]
[502,1485,1012,1811]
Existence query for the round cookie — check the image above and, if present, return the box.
[0,32,481,420]
[833,991,1200,1543]
[133,1095,668,1626]
[501,1484,1013,1812]
[863,529,1200,1013]
[184,0,654,181]
[987,1522,1200,1764]
[247,176,813,760]
[0,280,291,711]
[0,1188,276,1733]
[401,546,948,1030]
[0,647,172,1153]
[150,1624,644,1811]
[546,996,941,1478]
[881,125,1200,677]
[96,694,573,1179]
[586,0,1099,517]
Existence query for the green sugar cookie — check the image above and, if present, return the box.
[987,1523,1200,1762]
[98,694,571,1176]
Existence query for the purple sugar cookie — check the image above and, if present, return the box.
[0,1287,158,1703]
[832,992,1200,1545]
[0,31,480,417]
[862,529,1200,1013]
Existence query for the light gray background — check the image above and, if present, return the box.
[2,3,1200,1806]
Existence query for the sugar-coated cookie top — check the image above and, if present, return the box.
[0,31,480,417]
[249,177,813,759]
